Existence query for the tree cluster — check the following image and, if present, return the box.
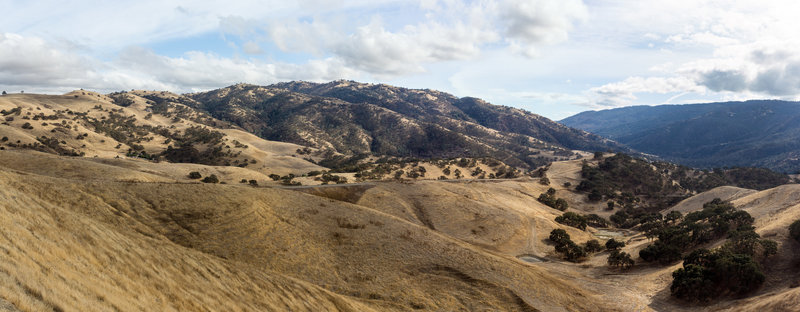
[549,229,586,262]
[538,188,569,211]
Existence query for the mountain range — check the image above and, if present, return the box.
[187,81,626,168]
[561,100,800,173]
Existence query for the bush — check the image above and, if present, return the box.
[671,250,765,301]
[608,250,634,269]
[585,214,608,228]
[555,212,587,230]
[790,219,800,243]
[584,239,604,253]
[605,239,625,251]
[549,229,570,246]
[201,174,219,183]
[188,171,202,179]
[538,188,568,211]
[562,241,587,262]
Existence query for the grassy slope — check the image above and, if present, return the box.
[0,150,609,311]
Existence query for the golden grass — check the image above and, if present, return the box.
[2,148,799,311]
[0,150,612,311]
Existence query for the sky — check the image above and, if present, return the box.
[2,0,800,120]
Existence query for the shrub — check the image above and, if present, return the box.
[555,212,587,230]
[538,188,568,211]
[790,219,800,243]
[585,214,608,228]
[549,229,570,246]
[671,250,765,302]
[562,241,587,262]
[605,239,625,251]
[584,239,604,253]
[248,179,258,186]
[201,174,219,183]
[188,171,202,179]
[268,174,281,181]
[608,250,634,269]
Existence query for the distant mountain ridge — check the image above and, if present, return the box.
[187,80,626,168]
[560,100,800,173]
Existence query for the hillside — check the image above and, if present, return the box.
[560,100,800,173]
[1,149,800,311]
[188,81,626,168]
[0,91,323,178]
[0,149,616,311]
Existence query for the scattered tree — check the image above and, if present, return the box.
[188,171,202,179]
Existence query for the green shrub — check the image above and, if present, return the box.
[608,250,634,269]
[584,239,604,253]
[188,171,202,179]
[671,250,765,302]
[201,174,219,183]
[790,219,800,243]
[549,229,570,246]
[555,212,587,230]
[605,238,625,251]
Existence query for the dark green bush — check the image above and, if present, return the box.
[555,212,587,230]
[605,239,625,251]
[790,219,800,243]
[201,174,219,183]
[608,250,634,269]
[188,171,202,179]
[584,239,604,253]
[549,229,570,246]
[671,250,765,302]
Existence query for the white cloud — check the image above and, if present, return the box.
[588,76,703,107]
[501,0,587,57]
[0,33,97,88]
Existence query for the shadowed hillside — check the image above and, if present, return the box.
[561,100,800,173]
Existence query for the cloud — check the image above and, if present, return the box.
[501,0,587,56]
[588,76,702,107]
[0,32,359,94]
[0,33,96,89]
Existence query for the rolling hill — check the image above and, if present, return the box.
[2,86,800,311]
[560,100,800,173]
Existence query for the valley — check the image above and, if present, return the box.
[1,87,799,311]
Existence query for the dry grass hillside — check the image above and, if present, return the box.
[0,92,322,178]
[0,150,618,311]
[1,146,799,311]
